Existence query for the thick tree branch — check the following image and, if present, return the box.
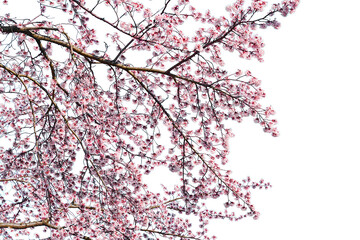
[0,219,61,230]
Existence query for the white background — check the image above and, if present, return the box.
[205,1,360,239]
[1,0,360,239]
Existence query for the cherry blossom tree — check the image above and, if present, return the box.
[0,0,299,239]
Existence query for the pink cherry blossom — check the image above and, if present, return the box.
[0,0,298,239]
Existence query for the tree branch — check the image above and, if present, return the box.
[0,219,61,230]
